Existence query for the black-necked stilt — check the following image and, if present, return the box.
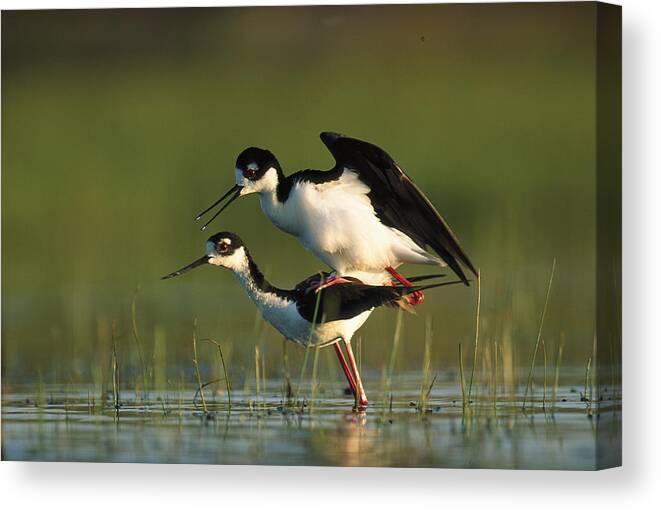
[162,231,462,408]
[195,132,477,305]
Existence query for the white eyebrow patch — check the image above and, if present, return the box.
[247,162,259,171]
[220,238,232,245]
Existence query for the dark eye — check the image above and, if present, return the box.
[245,168,257,180]
[217,242,229,253]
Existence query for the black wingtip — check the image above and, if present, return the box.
[464,259,479,280]
[450,247,478,282]
[320,131,344,144]
[445,258,470,286]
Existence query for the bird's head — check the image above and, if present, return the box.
[161,232,248,280]
[195,147,281,230]
[205,232,248,271]
[235,147,281,195]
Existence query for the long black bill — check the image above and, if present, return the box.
[161,256,210,280]
[194,184,242,231]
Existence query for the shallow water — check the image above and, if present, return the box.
[1,374,620,470]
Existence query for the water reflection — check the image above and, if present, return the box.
[1,377,620,469]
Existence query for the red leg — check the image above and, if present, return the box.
[334,342,357,398]
[386,266,425,305]
[344,339,368,409]
[306,275,353,294]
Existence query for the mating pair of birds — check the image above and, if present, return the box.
[164,132,476,408]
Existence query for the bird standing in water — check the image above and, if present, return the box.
[162,232,461,408]
[195,132,477,305]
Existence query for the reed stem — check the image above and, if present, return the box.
[294,280,324,403]
[386,309,404,395]
[522,258,556,410]
[459,343,466,408]
[200,338,232,409]
[131,287,149,402]
[468,270,481,403]
[418,316,433,412]
[255,345,261,412]
[541,338,547,410]
[191,318,208,414]
[111,320,120,417]
[552,335,565,412]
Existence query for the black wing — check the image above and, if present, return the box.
[296,277,467,323]
[296,282,401,323]
[320,132,477,285]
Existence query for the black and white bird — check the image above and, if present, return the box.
[162,231,460,408]
[195,132,477,305]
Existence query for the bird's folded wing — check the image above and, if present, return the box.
[296,283,400,323]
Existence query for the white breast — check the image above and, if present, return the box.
[237,278,309,342]
[259,170,441,277]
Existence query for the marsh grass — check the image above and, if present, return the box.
[153,326,167,398]
[131,287,149,402]
[468,271,481,403]
[191,318,208,415]
[376,309,405,420]
[281,338,293,402]
[491,341,498,412]
[386,309,404,395]
[552,335,565,413]
[582,356,593,415]
[255,345,262,412]
[309,342,321,414]
[176,374,184,419]
[201,338,232,408]
[541,338,548,411]
[111,321,120,417]
[36,372,45,408]
[500,319,516,404]
[261,346,266,404]
[291,284,324,409]
[9,263,616,431]
[522,258,556,410]
[417,316,434,413]
[459,343,467,409]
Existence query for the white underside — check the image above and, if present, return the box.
[258,170,443,283]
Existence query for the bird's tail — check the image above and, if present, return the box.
[406,279,469,293]
[402,273,446,284]
[388,276,467,313]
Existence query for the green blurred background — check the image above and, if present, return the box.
[2,3,598,386]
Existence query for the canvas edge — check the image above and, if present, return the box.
[595,0,622,471]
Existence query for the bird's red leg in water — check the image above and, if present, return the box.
[344,339,368,409]
[334,342,357,399]
[386,266,425,305]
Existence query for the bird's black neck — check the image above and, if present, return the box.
[275,171,292,203]
[234,248,292,301]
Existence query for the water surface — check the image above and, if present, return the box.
[2,375,620,470]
